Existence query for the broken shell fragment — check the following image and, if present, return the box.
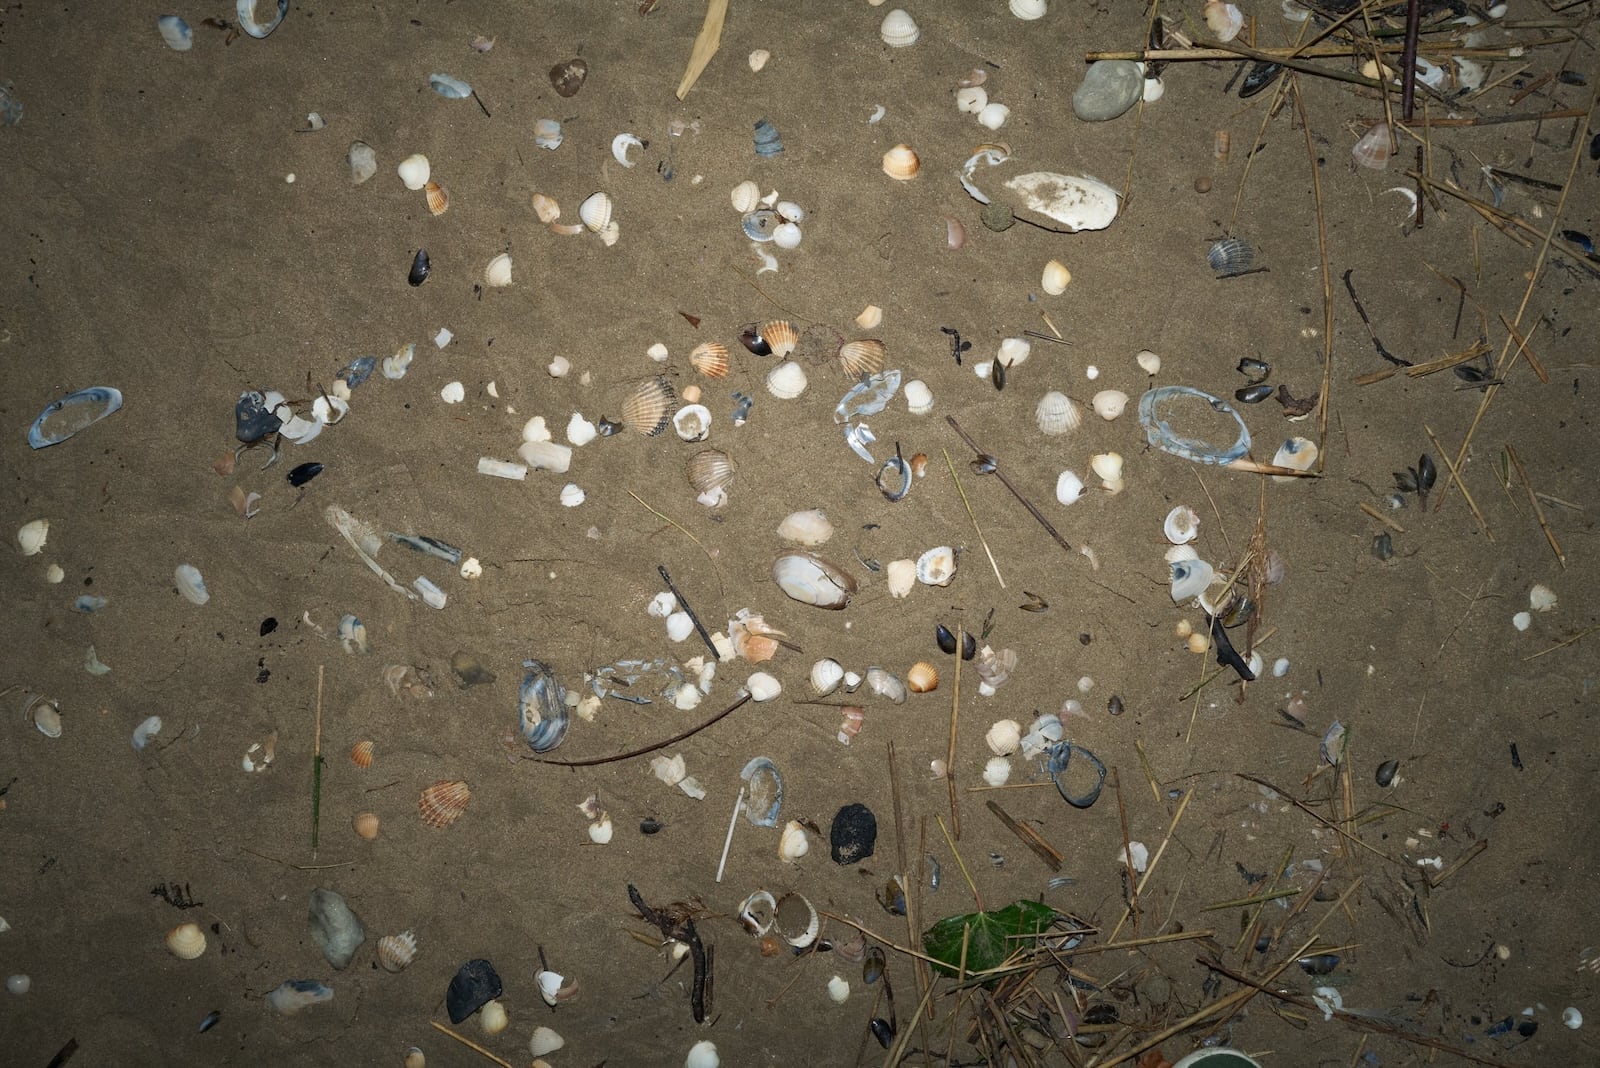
[673,404,713,442]
[1169,560,1215,603]
[16,518,48,556]
[529,1025,566,1056]
[397,153,430,190]
[772,551,857,609]
[777,509,834,546]
[531,192,560,223]
[1272,436,1318,479]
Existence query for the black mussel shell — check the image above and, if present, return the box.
[639,817,664,835]
[829,802,877,865]
[234,390,283,444]
[1237,357,1271,382]
[549,57,588,97]
[1417,453,1437,494]
[1235,383,1274,404]
[287,461,323,487]
[990,357,1007,392]
[876,454,912,502]
[1376,758,1399,787]
[1107,694,1125,716]
[198,1009,221,1033]
[445,958,503,1024]
[1454,364,1490,383]
[935,623,957,656]
[597,417,624,437]
[1590,134,1600,162]
[870,1018,895,1048]
[1298,953,1341,976]
[408,248,430,287]
[1240,61,1283,98]
[738,325,772,357]
[876,877,906,916]
[1372,532,1394,560]
[1564,228,1595,254]
[961,630,976,661]
[1393,468,1419,493]
[862,946,886,985]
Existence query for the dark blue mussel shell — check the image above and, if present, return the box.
[519,659,570,753]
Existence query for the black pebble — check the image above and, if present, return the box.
[408,248,431,287]
[830,802,877,865]
[445,959,503,1024]
[287,462,323,487]
[260,617,278,637]
[639,817,664,835]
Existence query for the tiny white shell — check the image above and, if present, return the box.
[779,820,809,861]
[772,221,803,249]
[1529,583,1557,612]
[1055,471,1084,506]
[1170,559,1215,603]
[731,180,761,213]
[685,1040,720,1068]
[666,611,695,642]
[45,563,64,583]
[1512,611,1532,632]
[983,756,1012,787]
[916,546,956,586]
[827,975,851,1003]
[1164,544,1199,564]
[612,133,644,167]
[765,360,808,399]
[955,87,988,114]
[879,8,920,46]
[484,252,513,287]
[528,1026,565,1056]
[747,671,782,702]
[166,922,207,960]
[132,715,163,751]
[1271,437,1319,480]
[775,201,805,223]
[1010,0,1048,18]
[17,518,48,556]
[810,658,845,696]
[904,379,934,415]
[522,415,553,443]
[647,342,670,362]
[1136,349,1162,375]
[997,336,1032,367]
[548,356,571,379]
[855,304,884,330]
[748,48,771,72]
[536,970,566,1005]
[517,440,574,473]
[1204,0,1244,42]
[440,381,466,404]
[1089,452,1124,482]
[559,483,586,508]
[567,412,597,447]
[1092,389,1128,420]
[397,153,430,190]
[885,559,916,598]
[777,509,834,546]
[866,667,907,704]
[977,102,1011,130]
[460,557,483,579]
[174,563,209,605]
[1163,505,1200,544]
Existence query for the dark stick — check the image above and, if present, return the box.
[1342,269,1411,367]
[945,416,1073,553]
[1400,0,1422,121]
[628,885,709,1023]
[532,693,752,767]
[658,564,720,658]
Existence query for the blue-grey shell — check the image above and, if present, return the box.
[28,387,124,449]
[519,659,569,753]
[429,73,474,99]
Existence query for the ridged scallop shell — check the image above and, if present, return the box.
[765,361,808,399]
[166,922,207,960]
[620,376,676,436]
[1010,0,1048,18]
[418,779,471,827]
[879,8,920,46]
[577,191,612,233]
[424,180,449,216]
[906,661,939,693]
[882,144,920,180]
[686,449,737,494]
[772,551,857,609]
[378,930,419,973]
[731,180,761,213]
[350,739,375,768]
[689,342,731,378]
[838,339,887,377]
[1035,391,1081,435]
[761,320,800,358]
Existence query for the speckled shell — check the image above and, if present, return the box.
[418,779,471,828]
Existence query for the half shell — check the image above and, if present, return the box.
[620,376,676,437]
[686,449,737,495]
[1035,391,1081,435]
[28,387,123,449]
[378,930,419,973]
[167,922,207,960]
[760,320,800,358]
[424,180,450,216]
[765,361,807,399]
[773,551,857,609]
[418,779,471,827]
[879,8,920,46]
[577,191,613,232]
[1163,505,1200,544]
[690,342,730,378]
[518,659,570,753]
[839,339,887,378]
[777,509,834,546]
[349,739,375,768]
[916,546,956,586]
[882,144,920,180]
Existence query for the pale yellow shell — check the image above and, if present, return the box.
[166,922,207,960]
[531,192,560,223]
[424,180,449,216]
[906,661,939,693]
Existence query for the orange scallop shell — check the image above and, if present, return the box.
[760,320,800,359]
[350,739,375,768]
[418,779,471,827]
[839,339,887,377]
[424,180,449,216]
[689,341,731,379]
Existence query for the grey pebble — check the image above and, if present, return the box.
[1072,61,1143,122]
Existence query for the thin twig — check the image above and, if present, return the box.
[657,564,720,659]
[1521,625,1599,661]
[942,448,1005,588]
[1292,78,1336,469]
[311,664,324,858]
[946,623,963,838]
[1505,443,1566,567]
[1422,425,1491,539]
[532,693,752,767]
[428,1021,516,1067]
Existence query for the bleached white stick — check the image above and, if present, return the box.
[715,786,746,883]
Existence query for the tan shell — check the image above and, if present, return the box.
[906,661,939,693]
[761,320,800,359]
[418,779,471,828]
[882,144,920,181]
[838,339,887,378]
[166,922,207,960]
[686,449,737,495]
[620,376,676,437]
[349,739,375,768]
[353,812,380,839]
[689,341,731,379]
[424,180,449,216]
[378,930,418,973]
[531,192,560,223]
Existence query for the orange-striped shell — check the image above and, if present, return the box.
[687,449,737,495]
[761,320,800,359]
[418,779,471,828]
[689,341,731,379]
[839,339,887,377]
[350,739,375,768]
[424,180,450,216]
[620,376,676,437]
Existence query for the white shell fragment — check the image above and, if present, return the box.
[533,118,563,150]
[17,519,48,556]
[132,715,163,751]
[1136,349,1162,375]
[748,48,771,72]
[747,672,782,702]
[439,381,466,404]
[612,133,645,167]
[397,153,430,190]
[904,379,933,415]
[478,457,528,480]
[777,509,834,546]
[666,611,695,642]
[559,483,586,507]
[1164,505,1200,544]
[174,563,209,605]
[413,576,446,609]
[529,1027,566,1057]
[1529,583,1557,612]
[827,975,851,1003]
[1170,560,1214,603]
[886,559,916,598]
[1004,171,1121,232]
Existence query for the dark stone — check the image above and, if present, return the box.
[829,802,877,865]
[445,959,503,1024]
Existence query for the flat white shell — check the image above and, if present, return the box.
[1003,171,1121,232]
[1163,505,1200,544]
[174,563,209,605]
[916,546,956,586]
[777,509,833,546]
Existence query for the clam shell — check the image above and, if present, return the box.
[27,386,123,449]
[1010,0,1048,18]
[17,518,48,556]
[731,179,761,213]
[483,252,513,288]
[1164,505,1200,544]
[779,820,809,861]
[531,192,560,223]
[518,659,570,753]
[742,208,781,242]
[1035,391,1081,435]
[879,8,920,46]
[839,339,887,377]
[686,449,737,495]
[549,57,588,96]
[916,546,956,586]
[777,509,834,546]
[1002,170,1120,232]
[761,320,800,358]
[689,341,731,378]
[810,658,845,696]
[158,14,193,51]
[175,563,209,605]
[1042,259,1071,294]
[672,404,713,442]
[1272,436,1319,480]
[882,144,920,180]
[904,379,933,415]
[1169,560,1214,603]
[418,779,471,828]
[1208,236,1256,278]
[166,922,207,960]
[348,140,377,184]
[956,86,988,114]
[620,376,676,437]
[577,191,613,233]
[1089,451,1124,481]
[424,180,449,216]
[1092,389,1129,420]
[349,739,375,768]
[533,118,563,149]
[866,667,907,704]
[765,360,807,399]
[772,551,857,609]
[378,930,418,973]
[397,153,430,191]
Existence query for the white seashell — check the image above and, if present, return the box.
[439,381,466,404]
[311,396,349,425]
[377,930,418,972]
[382,343,414,380]
[566,412,597,447]
[648,592,678,618]
[1092,389,1128,420]
[904,379,934,415]
[916,546,956,586]
[348,141,377,183]
[1136,349,1162,375]
[1170,559,1215,602]
[885,559,916,598]
[397,153,430,190]
[779,820,809,861]
[765,360,808,399]
[810,658,845,696]
[1204,0,1244,41]
[1089,452,1124,482]
[777,509,834,546]
[45,563,64,583]
[648,342,671,363]
[559,483,586,508]
[547,356,572,379]
[17,518,48,556]
[600,221,620,246]
[1143,76,1165,103]
[533,118,563,149]
[1164,544,1199,564]
[1352,122,1394,169]
[174,563,209,605]
[531,192,560,223]
[132,715,162,751]
[1164,505,1200,544]
[1530,584,1557,612]
[731,180,761,213]
[166,922,207,960]
[855,304,883,330]
[578,192,613,232]
[483,252,513,287]
[879,8,920,46]
[997,337,1031,368]
[748,48,771,72]
[414,576,446,609]
[612,133,645,167]
[1271,436,1319,480]
[1010,0,1048,18]
[986,719,1022,756]
[1055,471,1084,506]
[666,611,695,642]
[536,970,566,1005]
[1003,170,1121,232]
[747,672,782,702]
[459,557,483,580]
[1035,391,1081,435]
[983,756,1012,787]
[866,667,907,705]
[772,221,803,249]
[1282,0,1311,19]
[673,404,713,442]
[529,1026,565,1057]
[775,201,805,223]
[522,415,553,443]
[827,974,850,1003]
[1042,260,1072,294]
[1512,611,1532,632]
[955,86,988,114]
[685,1039,720,1068]
[517,440,573,473]
[977,102,1011,130]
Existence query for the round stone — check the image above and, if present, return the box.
[1072,61,1143,122]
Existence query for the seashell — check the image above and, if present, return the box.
[649,343,672,363]
[778,509,834,546]
[439,381,465,404]
[687,449,736,495]
[429,72,474,99]
[1165,544,1199,564]
[549,57,588,97]
[418,779,471,828]
[1010,0,1048,17]
[673,404,712,442]
[1164,505,1200,544]
[1092,389,1128,420]
[424,180,449,216]
[827,974,850,1003]
[175,563,209,605]
[864,668,906,705]
[131,715,161,750]
[689,341,731,378]
[1207,236,1256,278]
[1002,169,1121,232]
[665,611,694,643]
[377,930,418,973]
[518,440,573,473]
[17,518,48,556]
[1035,391,1081,435]
[397,153,430,191]
[167,922,207,960]
[483,252,513,287]
[349,739,375,768]
[1272,436,1318,480]
[906,661,938,693]
[730,609,783,663]
[810,658,845,696]
[977,102,1011,130]
[1042,259,1072,294]
[752,117,784,157]
[882,144,920,180]
[1530,583,1557,613]
[577,191,613,232]
[621,376,676,436]
[748,48,771,72]
[479,1000,509,1035]
[742,208,781,242]
[1136,349,1162,375]
[772,551,857,609]
[1089,452,1124,481]
[519,659,570,752]
[916,546,956,586]
[775,201,805,223]
[529,1026,566,1057]
[879,8,920,46]
[1055,470,1085,506]
[1352,122,1394,170]
[877,451,912,501]
[266,979,334,1015]
[158,14,193,50]
[765,360,807,399]
[986,719,1022,756]
[407,248,430,287]
[27,386,123,449]
[955,86,988,114]
[885,559,916,598]
[779,820,809,862]
[1169,559,1215,603]
[382,343,414,380]
[904,379,933,415]
[25,692,62,738]
[531,192,560,223]
[855,304,883,330]
[838,339,887,377]
[1204,0,1244,41]
[612,132,645,167]
[983,756,1012,787]
[686,1041,721,1068]
[760,319,800,358]
[347,141,377,184]
[731,180,761,213]
[353,812,380,839]
[773,222,802,249]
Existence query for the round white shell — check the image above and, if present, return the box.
[885,559,916,598]
[765,360,808,399]
[1163,505,1200,544]
[983,756,1012,787]
[904,379,934,415]
[879,8,920,46]
[747,672,782,702]
[1055,471,1084,506]
[685,1040,721,1068]
[1035,391,1081,435]
[566,412,597,447]
[17,518,48,556]
[397,153,430,190]
[578,192,613,233]
[777,509,834,546]
[673,404,713,442]
[1010,0,1048,18]
[1136,349,1162,375]
[986,719,1022,756]
[997,336,1031,367]
[778,820,809,861]
[559,483,586,508]
[977,102,1011,130]
[772,221,803,249]
[174,563,209,605]
[484,252,513,287]
[827,975,851,1003]
[529,1027,565,1057]
[1092,389,1129,420]
[810,658,845,696]
[1089,452,1124,481]
[955,87,987,113]
[731,180,760,213]
[916,546,956,586]
[666,611,694,642]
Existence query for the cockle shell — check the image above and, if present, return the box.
[418,780,471,827]
[904,379,934,415]
[378,930,418,972]
[779,820,809,861]
[765,361,807,399]
[686,449,737,495]
[983,756,1012,787]
[1089,452,1124,482]
[1204,0,1244,42]
[620,376,676,437]
[166,922,207,960]
[577,192,613,232]
[17,518,48,556]
[1164,505,1200,544]
[1055,470,1085,505]
[1092,389,1128,420]
[879,8,920,46]
[772,551,857,609]
[424,180,450,216]
[483,252,513,288]
[906,661,938,693]
[882,144,920,180]
[349,740,375,768]
[977,102,1011,130]
[916,546,956,586]
[689,341,731,378]
[397,154,430,190]
[731,179,761,213]
[1035,391,1081,435]
[353,812,380,839]
[885,559,916,598]
[760,319,800,358]
[810,658,845,696]
[1352,122,1394,170]
[986,719,1022,755]
[838,339,887,377]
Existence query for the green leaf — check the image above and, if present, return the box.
[921,899,1059,978]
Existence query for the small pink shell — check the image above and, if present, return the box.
[944,215,967,250]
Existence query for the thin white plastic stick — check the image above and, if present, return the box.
[715,786,745,883]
